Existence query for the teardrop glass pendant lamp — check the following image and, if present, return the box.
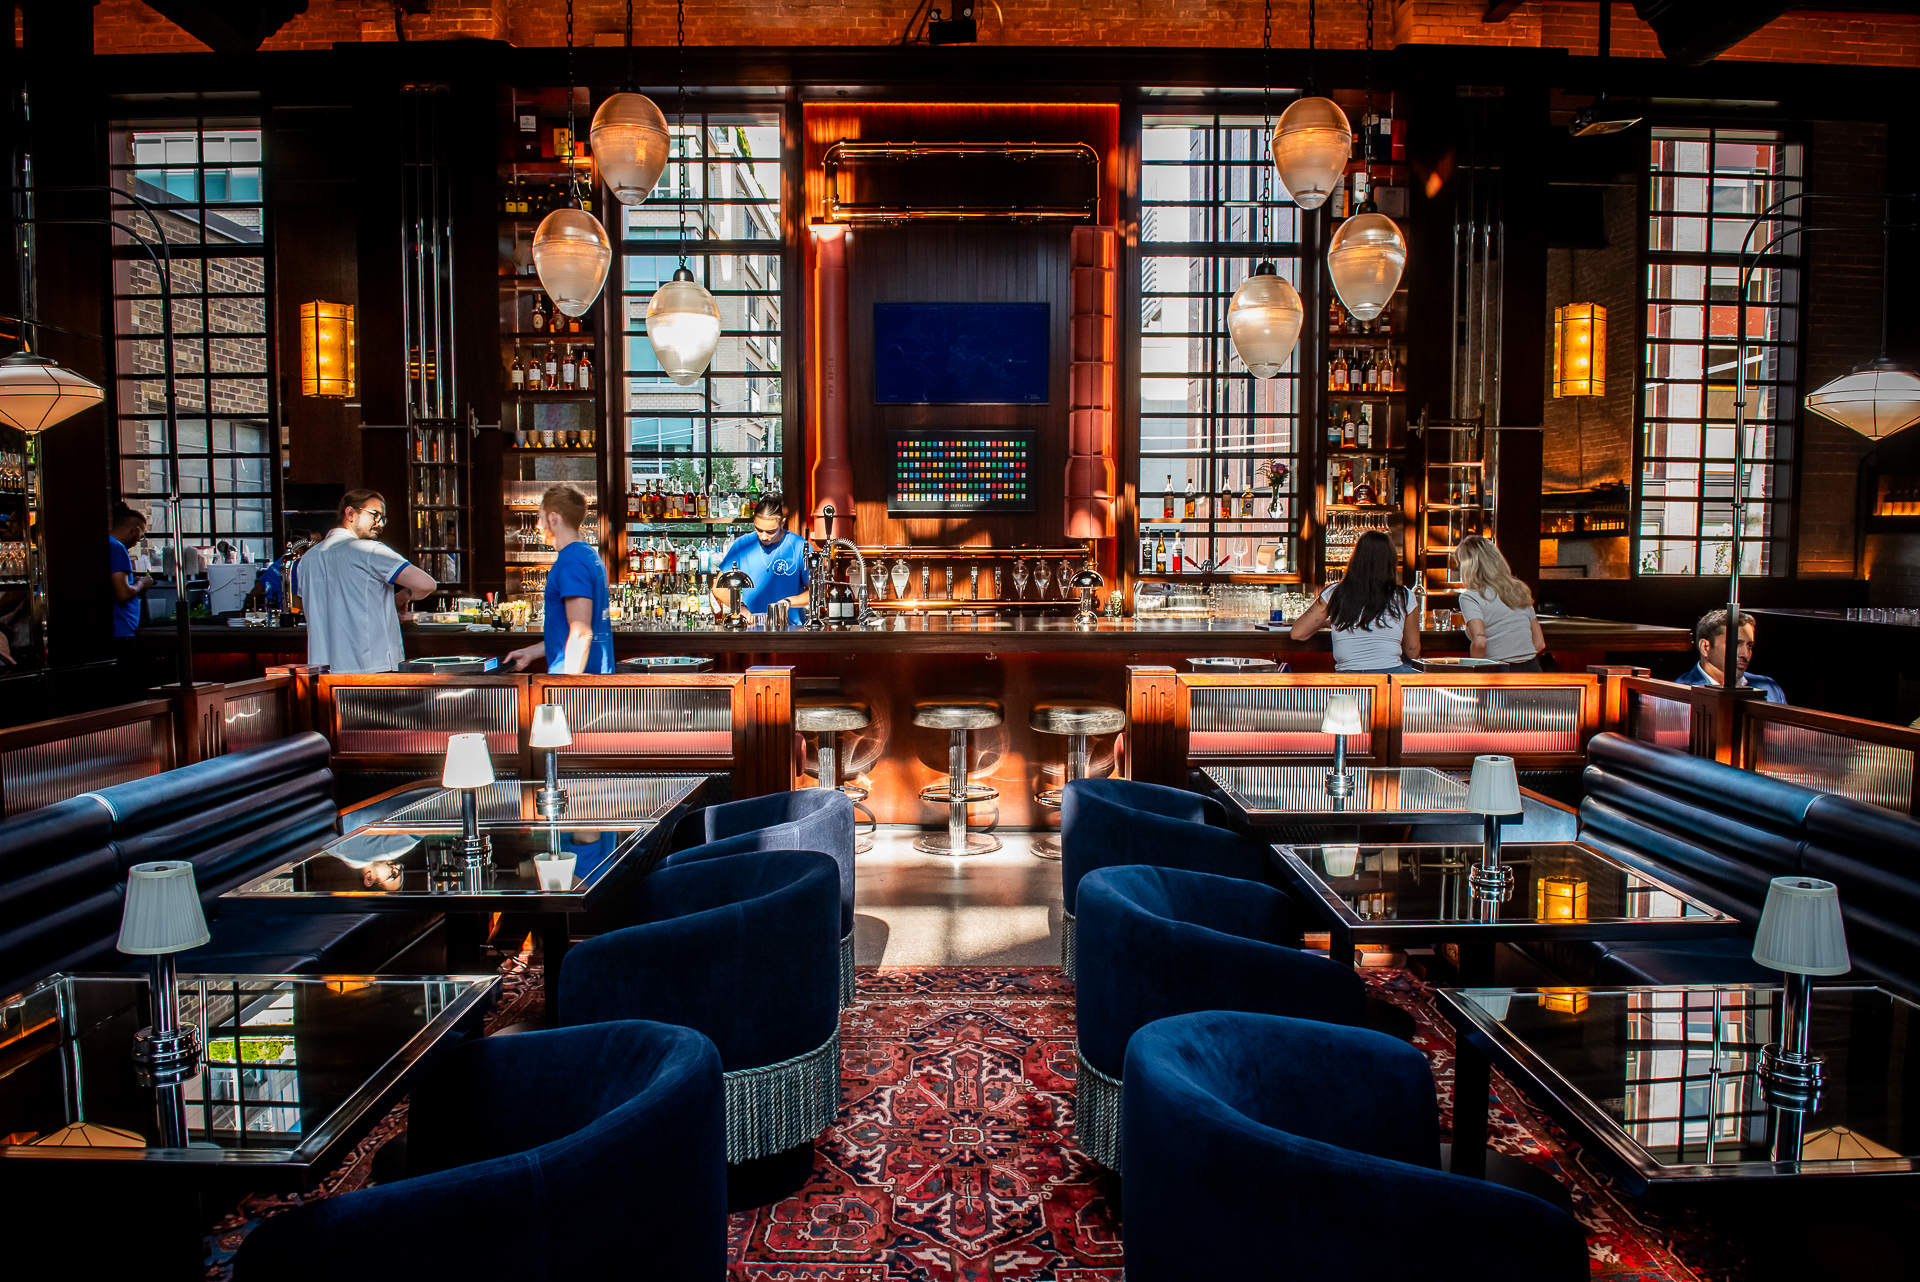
[1327,212,1407,321]
[1227,263,1305,379]
[590,92,671,206]
[1270,97,1353,210]
[647,267,722,386]
[533,207,613,317]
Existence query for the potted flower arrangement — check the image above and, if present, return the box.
[1260,460,1291,517]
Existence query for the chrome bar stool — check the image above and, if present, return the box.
[1029,701,1127,859]
[913,698,1004,855]
[794,696,876,853]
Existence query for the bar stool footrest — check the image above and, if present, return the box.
[918,782,999,805]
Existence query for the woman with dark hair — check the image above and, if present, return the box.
[1287,530,1420,673]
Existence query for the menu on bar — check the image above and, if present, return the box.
[887,429,1037,515]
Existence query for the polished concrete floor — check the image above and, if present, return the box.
[852,827,1065,967]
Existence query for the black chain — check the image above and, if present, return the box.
[1362,0,1375,170]
[1306,0,1317,96]
[1260,0,1272,250]
[676,0,689,268]
[564,0,580,205]
[625,0,635,91]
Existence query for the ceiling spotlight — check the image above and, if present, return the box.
[928,6,978,44]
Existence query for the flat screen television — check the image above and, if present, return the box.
[873,303,1049,405]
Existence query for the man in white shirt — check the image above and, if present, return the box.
[297,489,437,674]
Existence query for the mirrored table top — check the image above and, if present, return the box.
[1204,765,1503,825]
[1274,841,1738,938]
[223,821,653,911]
[372,773,707,828]
[1437,984,1920,1185]
[0,972,494,1173]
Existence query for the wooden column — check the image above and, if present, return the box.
[1124,664,1184,788]
[732,664,795,798]
[1066,225,1117,540]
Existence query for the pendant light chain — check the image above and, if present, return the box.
[624,0,635,92]
[1306,0,1317,96]
[1362,0,1375,178]
[676,0,690,270]
[1260,0,1272,251]
[563,0,581,207]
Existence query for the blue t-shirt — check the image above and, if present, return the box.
[109,536,140,638]
[719,530,810,615]
[1674,662,1786,704]
[544,541,615,673]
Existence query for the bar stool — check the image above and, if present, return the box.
[793,696,876,853]
[913,698,1004,856]
[1029,700,1127,859]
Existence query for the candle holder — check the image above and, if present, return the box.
[1320,693,1363,798]
[531,702,573,819]
[442,731,495,869]
[1466,755,1522,903]
[1536,875,1589,922]
[1753,876,1850,1114]
[117,861,210,1087]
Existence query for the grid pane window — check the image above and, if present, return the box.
[1638,128,1800,577]
[619,115,782,520]
[109,122,275,565]
[1140,114,1302,575]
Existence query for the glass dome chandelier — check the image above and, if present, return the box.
[534,1,612,316]
[1324,0,1406,322]
[646,0,721,386]
[1229,1,1305,379]
[590,2,671,206]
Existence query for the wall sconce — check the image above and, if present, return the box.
[1552,302,1606,398]
[299,300,356,398]
[1536,875,1589,922]
[1539,988,1590,1015]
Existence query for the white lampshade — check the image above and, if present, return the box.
[117,861,210,955]
[530,702,573,749]
[1752,876,1851,975]
[1321,844,1360,878]
[1227,263,1305,379]
[441,732,496,790]
[589,92,670,206]
[1804,358,1920,441]
[0,350,105,433]
[647,268,722,386]
[1320,693,1364,735]
[1327,212,1408,323]
[1466,754,1521,815]
[1270,96,1353,210]
[532,207,613,318]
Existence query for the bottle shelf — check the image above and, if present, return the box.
[504,391,597,401]
[506,446,597,455]
[505,330,596,341]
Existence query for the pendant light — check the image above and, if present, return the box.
[1269,0,1350,210]
[590,2,671,205]
[0,349,105,433]
[534,1,612,316]
[1805,358,1920,440]
[646,0,721,386]
[1228,8,1303,380]
[1325,0,1406,323]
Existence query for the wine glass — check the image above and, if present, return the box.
[891,558,909,601]
[1033,560,1052,601]
[1058,560,1073,598]
[869,565,886,607]
[1011,558,1029,600]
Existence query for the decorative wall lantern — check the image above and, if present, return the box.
[299,300,356,399]
[1552,302,1606,399]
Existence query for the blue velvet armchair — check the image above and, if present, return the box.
[662,788,859,1003]
[1073,864,1367,1170]
[559,848,842,1166]
[1121,1011,1588,1281]
[1058,777,1274,977]
[233,1020,726,1281]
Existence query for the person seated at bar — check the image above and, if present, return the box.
[1453,533,1546,671]
[298,489,437,675]
[1674,608,1786,703]
[713,494,811,623]
[508,484,614,675]
[1289,530,1420,673]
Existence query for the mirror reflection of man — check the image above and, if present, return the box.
[712,495,810,621]
[298,489,438,674]
[108,501,151,699]
[1674,608,1785,703]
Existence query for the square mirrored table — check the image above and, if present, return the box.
[1203,764,1518,827]
[371,773,712,828]
[1270,841,1739,980]
[1435,984,1920,1192]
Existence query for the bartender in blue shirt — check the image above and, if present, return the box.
[713,495,810,622]
[507,484,614,674]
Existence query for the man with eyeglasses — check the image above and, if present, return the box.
[297,488,437,674]
[713,494,810,624]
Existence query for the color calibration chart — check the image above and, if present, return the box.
[887,429,1038,514]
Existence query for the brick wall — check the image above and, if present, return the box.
[1796,120,1889,578]
[82,1,1920,65]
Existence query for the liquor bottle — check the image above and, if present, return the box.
[1341,463,1355,503]
[1154,532,1168,574]
[749,473,763,506]
[1183,477,1196,521]
[1332,350,1347,391]
[576,349,592,391]
[1326,411,1340,448]
[526,352,543,391]
[1170,528,1186,572]
[627,485,639,518]
[509,353,525,389]
[560,346,576,388]
[1364,351,1379,391]
[696,483,710,521]
[683,482,696,520]
[530,293,548,334]
[1346,349,1362,389]
[1162,474,1174,521]
[1357,406,1373,450]
[1242,470,1255,519]
[1341,411,1356,448]
[1378,306,1393,337]
[1390,352,1402,391]
[1219,477,1233,522]
[1140,527,1155,573]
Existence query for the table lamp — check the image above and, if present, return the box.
[1465,754,1522,902]
[442,731,495,868]
[117,861,210,1086]
[1321,693,1363,797]
[1753,876,1850,1108]
[531,701,572,819]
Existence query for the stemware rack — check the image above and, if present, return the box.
[831,542,1099,613]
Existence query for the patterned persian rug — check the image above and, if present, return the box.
[205,962,1742,1281]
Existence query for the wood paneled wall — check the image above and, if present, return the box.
[844,224,1073,548]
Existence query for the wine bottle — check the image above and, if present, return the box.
[1333,350,1347,391]
[543,346,558,386]
[1357,406,1372,451]
[1162,474,1174,521]
[525,352,543,391]
[509,353,524,389]
[1220,477,1233,522]
[1342,412,1356,448]
[560,346,576,388]
[576,349,592,391]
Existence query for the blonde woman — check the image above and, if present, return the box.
[1453,534,1546,670]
